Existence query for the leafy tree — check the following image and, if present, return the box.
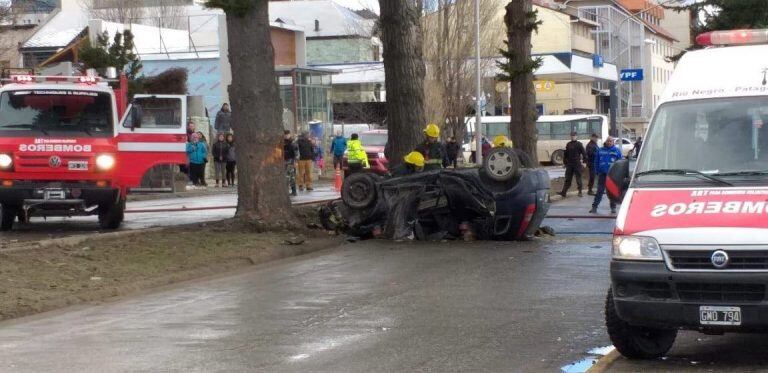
[667,0,768,60]
[79,30,143,80]
[497,1,541,163]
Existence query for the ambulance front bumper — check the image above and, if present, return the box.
[611,260,768,331]
[0,181,119,208]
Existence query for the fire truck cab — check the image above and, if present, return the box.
[0,74,188,231]
[604,30,768,359]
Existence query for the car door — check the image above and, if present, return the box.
[116,94,188,192]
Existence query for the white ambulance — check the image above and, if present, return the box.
[604,29,768,358]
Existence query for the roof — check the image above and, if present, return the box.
[269,0,373,38]
[0,82,116,95]
[661,44,768,104]
[21,7,88,49]
[310,62,384,84]
[473,114,608,123]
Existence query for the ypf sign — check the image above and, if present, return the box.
[534,80,555,92]
[620,69,644,81]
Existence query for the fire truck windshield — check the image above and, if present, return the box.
[636,97,768,185]
[0,90,113,137]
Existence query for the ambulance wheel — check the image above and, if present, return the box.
[550,150,565,166]
[605,288,677,359]
[99,199,125,230]
[483,147,521,182]
[0,204,18,231]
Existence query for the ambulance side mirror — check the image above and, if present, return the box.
[606,159,630,203]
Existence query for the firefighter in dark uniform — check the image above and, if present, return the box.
[415,123,445,171]
[389,151,425,177]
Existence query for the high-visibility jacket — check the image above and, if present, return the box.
[347,139,370,168]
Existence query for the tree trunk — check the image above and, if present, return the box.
[223,1,295,229]
[505,1,539,164]
[379,0,427,167]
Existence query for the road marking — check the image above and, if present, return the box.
[586,348,620,373]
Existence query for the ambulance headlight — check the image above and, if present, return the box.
[0,154,12,170]
[95,154,115,170]
[612,235,662,261]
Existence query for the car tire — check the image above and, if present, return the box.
[99,199,125,230]
[0,204,17,231]
[605,288,677,359]
[550,149,565,166]
[483,147,521,182]
[341,173,378,209]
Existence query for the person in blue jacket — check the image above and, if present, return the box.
[187,132,209,186]
[590,136,622,214]
[330,132,348,171]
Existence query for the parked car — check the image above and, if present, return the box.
[342,130,389,176]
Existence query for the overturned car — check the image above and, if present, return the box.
[320,148,551,241]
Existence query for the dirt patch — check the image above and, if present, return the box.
[0,221,341,321]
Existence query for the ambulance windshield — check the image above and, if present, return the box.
[636,97,768,184]
[0,90,113,137]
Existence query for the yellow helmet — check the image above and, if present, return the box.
[493,135,512,148]
[403,151,425,168]
[424,123,440,138]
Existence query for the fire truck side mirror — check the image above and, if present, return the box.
[606,159,630,203]
[130,104,143,130]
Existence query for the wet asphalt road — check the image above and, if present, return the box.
[0,238,614,372]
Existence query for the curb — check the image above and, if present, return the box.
[586,348,620,373]
[2,228,165,253]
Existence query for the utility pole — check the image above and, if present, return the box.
[474,0,482,162]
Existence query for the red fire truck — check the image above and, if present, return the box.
[0,74,189,231]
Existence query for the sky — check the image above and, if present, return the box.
[333,0,380,13]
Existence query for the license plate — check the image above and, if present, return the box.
[700,306,742,326]
[68,161,88,171]
[44,189,65,200]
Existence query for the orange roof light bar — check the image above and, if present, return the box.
[696,29,768,46]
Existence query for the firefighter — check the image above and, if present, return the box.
[492,135,512,148]
[389,151,425,177]
[346,133,369,174]
[415,123,445,171]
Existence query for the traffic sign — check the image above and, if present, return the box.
[620,69,644,81]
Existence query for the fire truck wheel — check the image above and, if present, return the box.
[99,199,125,230]
[0,205,18,231]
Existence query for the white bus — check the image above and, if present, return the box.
[465,114,631,164]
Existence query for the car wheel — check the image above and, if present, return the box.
[342,173,378,209]
[483,147,521,182]
[550,149,565,166]
[605,288,677,359]
[98,199,125,230]
[0,204,17,231]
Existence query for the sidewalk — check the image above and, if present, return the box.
[543,189,617,235]
[128,180,337,203]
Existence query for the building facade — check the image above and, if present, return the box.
[564,0,680,136]
[270,0,383,111]
[531,4,602,116]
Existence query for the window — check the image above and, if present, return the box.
[124,97,182,129]
[536,122,551,140]
[0,90,113,137]
[637,97,768,182]
[551,121,571,140]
